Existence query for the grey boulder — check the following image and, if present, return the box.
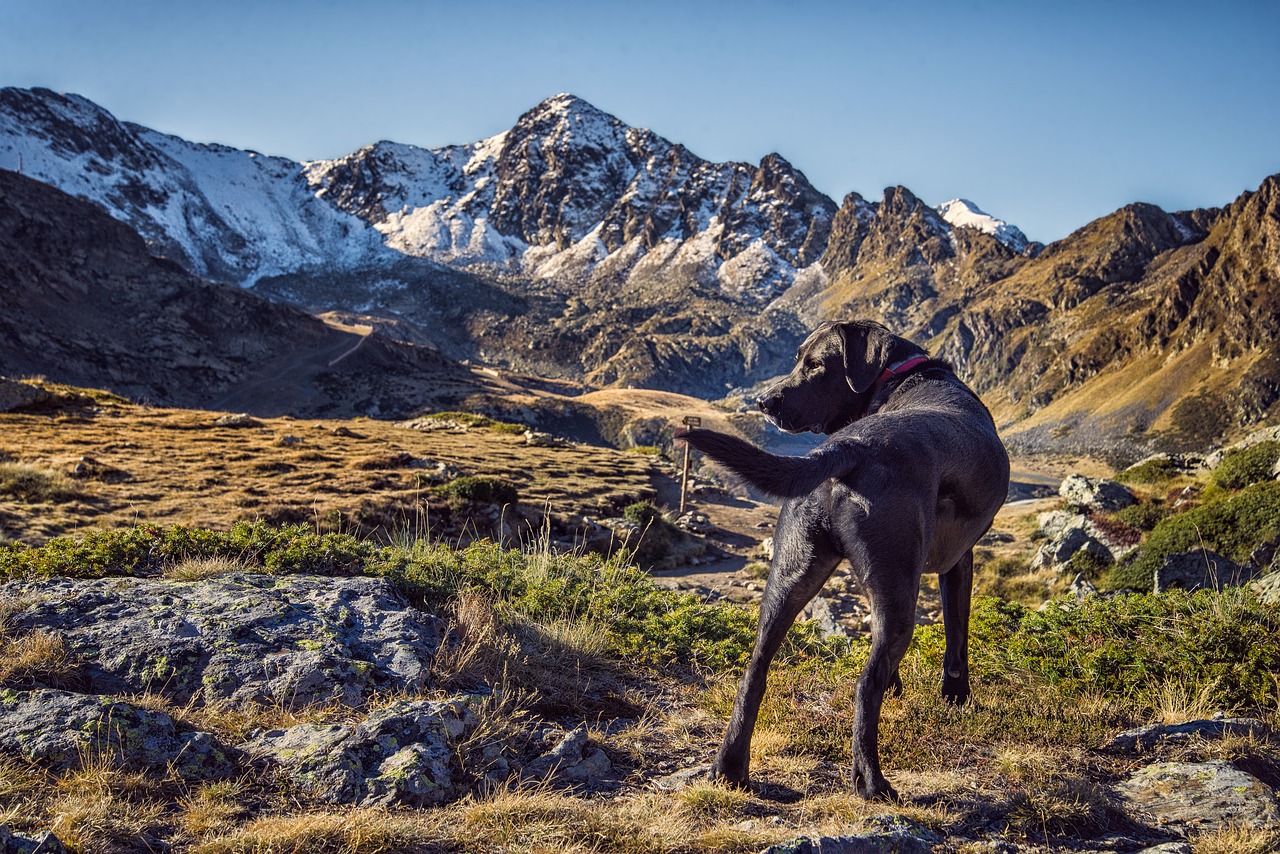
[3,573,442,709]
[1059,475,1135,511]
[0,688,233,779]
[242,697,478,807]
[1152,550,1253,593]
[1114,760,1280,832]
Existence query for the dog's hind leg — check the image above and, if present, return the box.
[711,535,840,788]
[938,548,973,705]
[851,577,918,801]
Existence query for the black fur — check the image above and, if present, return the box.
[676,427,863,499]
[681,320,1009,801]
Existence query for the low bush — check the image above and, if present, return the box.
[1212,441,1280,490]
[1112,481,1280,590]
[0,524,834,674]
[1107,501,1168,532]
[958,592,1280,713]
[440,476,519,506]
[1116,457,1180,485]
[623,501,663,528]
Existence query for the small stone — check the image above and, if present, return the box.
[800,596,847,640]
[1252,571,1280,605]
[523,429,559,447]
[212,413,261,428]
[1059,474,1135,511]
[1105,717,1268,753]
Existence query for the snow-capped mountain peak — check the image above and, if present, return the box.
[935,198,1030,253]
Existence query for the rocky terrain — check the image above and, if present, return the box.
[4,86,1278,456]
[1,376,1279,852]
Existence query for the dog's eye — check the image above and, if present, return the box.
[803,359,822,375]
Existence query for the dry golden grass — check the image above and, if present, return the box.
[1144,676,1226,725]
[0,396,665,545]
[0,461,82,503]
[178,779,251,838]
[164,555,255,581]
[1191,824,1280,854]
[0,627,82,688]
[188,807,441,854]
[47,751,172,852]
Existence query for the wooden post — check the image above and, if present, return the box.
[679,415,701,515]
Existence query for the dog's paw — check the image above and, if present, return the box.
[941,670,970,706]
[708,760,750,790]
[853,769,900,802]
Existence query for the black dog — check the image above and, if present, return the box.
[679,319,1009,799]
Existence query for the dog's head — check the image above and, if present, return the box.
[757,320,923,434]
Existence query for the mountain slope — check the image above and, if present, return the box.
[0,169,481,417]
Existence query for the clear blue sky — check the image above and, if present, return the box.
[3,0,1277,243]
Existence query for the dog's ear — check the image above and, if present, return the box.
[838,321,896,393]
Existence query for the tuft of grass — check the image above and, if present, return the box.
[0,462,81,503]
[995,746,1126,838]
[1143,676,1225,725]
[164,555,253,581]
[0,627,83,689]
[974,553,1051,605]
[178,779,250,838]
[1191,823,1280,854]
[189,808,435,854]
[676,781,753,822]
[49,751,171,853]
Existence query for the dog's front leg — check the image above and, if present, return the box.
[712,531,838,788]
[938,549,973,704]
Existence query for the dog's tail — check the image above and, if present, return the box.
[676,428,860,499]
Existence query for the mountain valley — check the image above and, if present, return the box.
[1,86,1278,458]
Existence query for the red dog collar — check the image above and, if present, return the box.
[875,355,930,388]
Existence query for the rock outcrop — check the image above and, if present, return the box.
[3,573,442,707]
[1115,760,1280,833]
[243,698,479,807]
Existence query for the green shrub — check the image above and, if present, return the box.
[1114,481,1280,590]
[1116,457,1180,485]
[626,445,661,456]
[964,592,1280,713]
[0,522,379,580]
[417,411,524,434]
[420,411,492,426]
[440,476,519,506]
[623,501,663,528]
[1067,548,1111,579]
[1212,441,1280,490]
[1108,501,1168,532]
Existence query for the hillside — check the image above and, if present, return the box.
[0,169,494,418]
[0,438,1277,852]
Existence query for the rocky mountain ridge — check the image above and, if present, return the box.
[3,85,1278,454]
